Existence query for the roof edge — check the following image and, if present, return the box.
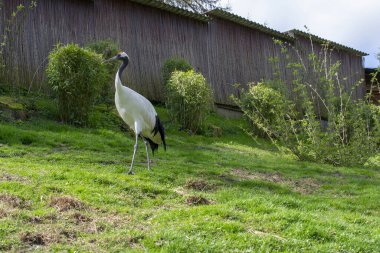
[206,8,295,42]
[286,29,368,56]
[130,0,209,22]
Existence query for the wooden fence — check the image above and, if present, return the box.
[0,0,367,108]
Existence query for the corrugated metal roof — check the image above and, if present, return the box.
[286,29,368,56]
[206,9,295,42]
[129,0,209,22]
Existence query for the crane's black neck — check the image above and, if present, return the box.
[118,58,129,80]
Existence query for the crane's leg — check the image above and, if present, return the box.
[128,133,139,175]
[141,136,151,171]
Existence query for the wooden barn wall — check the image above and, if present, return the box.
[0,0,96,92]
[207,17,293,105]
[93,0,208,101]
[0,0,208,101]
[0,2,4,46]
[0,0,365,106]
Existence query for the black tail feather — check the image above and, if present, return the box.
[155,115,166,151]
[146,138,159,155]
[146,115,166,155]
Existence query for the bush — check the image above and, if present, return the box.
[161,57,193,85]
[234,41,380,167]
[46,43,108,125]
[166,70,213,133]
[86,39,120,104]
[236,82,292,138]
[236,81,380,166]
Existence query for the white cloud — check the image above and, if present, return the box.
[220,0,380,67]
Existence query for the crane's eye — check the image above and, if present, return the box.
[117,54,121,58]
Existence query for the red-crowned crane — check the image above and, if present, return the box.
[106,52,166,174]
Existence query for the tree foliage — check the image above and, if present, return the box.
[161,0,225,13]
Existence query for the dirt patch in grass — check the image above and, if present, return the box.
[95,212,132,228]
[0,208,7,218]
[60,229,77,241]
[26,213,57,224]
[72,212,93,224]
[28,216,43,224]
[230,168,321,194]
[42,213,58,222]
[0,194,29,208]
[20,232,46,245]
[127,235,145,249]
[19,227,82,247]
[0,173,29,182]
[185,179,216,191]
[292,178,321,194]
[20,231,59,245]
[49,196,85,212]
[70,210,131,234]
[186,196,211,206]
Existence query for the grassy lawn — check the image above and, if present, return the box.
[0,106,379,252]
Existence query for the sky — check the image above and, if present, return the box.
[219,0,380,68]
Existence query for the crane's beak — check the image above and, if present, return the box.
[103,56,117,63]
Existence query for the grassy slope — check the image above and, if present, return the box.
[0,107,379,252]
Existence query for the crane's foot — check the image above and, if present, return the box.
[127,170,135,175]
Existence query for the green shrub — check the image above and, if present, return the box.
[236,82,292,138]
[235,81,380,167]
[46,43,108,125]
[166,70,213,133]
[86,39,120,104]
[234,41,380,167]
[162,57,193,85]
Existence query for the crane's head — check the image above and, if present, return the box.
[105,52,129,63]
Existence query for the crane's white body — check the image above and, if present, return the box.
[115,72,162,145]
[108,51,165,174]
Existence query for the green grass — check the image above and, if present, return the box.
[0,107,379,252]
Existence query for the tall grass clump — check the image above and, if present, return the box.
[233,38,380,167]
[166,70,213,133]
[46,43,107,126]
